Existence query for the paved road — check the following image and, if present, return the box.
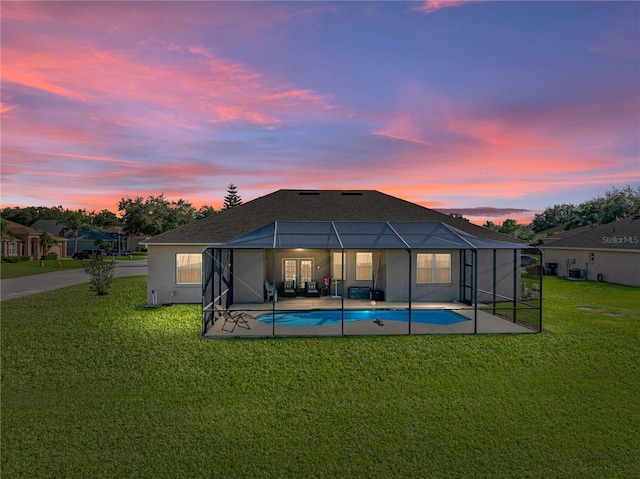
[0,260,148,301]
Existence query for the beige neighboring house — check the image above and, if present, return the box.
[1,220,67,259]
[541,215,640,287]
[142,189,524,305]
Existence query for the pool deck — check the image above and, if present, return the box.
[204,297,538,338]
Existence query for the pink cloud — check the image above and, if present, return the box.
[2,27,335,130]
[410,1,477,14]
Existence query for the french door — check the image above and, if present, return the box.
[283,258,314,288]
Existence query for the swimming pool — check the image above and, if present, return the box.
[256,309,468,327]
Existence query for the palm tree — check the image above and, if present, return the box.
[60,211,88,255]
[40,231,59,257]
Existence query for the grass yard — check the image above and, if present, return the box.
[0,259,87,279]
[1,253,146,280]
[1,276,639,478]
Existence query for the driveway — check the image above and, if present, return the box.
[0,260,148,301]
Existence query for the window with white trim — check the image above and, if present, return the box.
[176,253,202,284]
[8,242,17,256]
[356,252,373,281]
[417,253,451,283]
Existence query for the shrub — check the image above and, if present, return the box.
[83,254,115,295]
[43,253,58,260]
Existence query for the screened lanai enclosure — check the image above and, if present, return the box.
[202,221,542,337]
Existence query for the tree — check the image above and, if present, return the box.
[83,253,115,296]
[516,228,536,243]
[531,204,575,232]
[0,205,65,226]
[483,220,498,231]
[448,213,469,222]
[498,219,519,236]
[222,184,242,210]
[599,185,640,224]
[118,194,198,236]
[535,186,640,231]
[196,205,217,219]
[61,210,89,254]
[88,209,121,229]
[40,231,58,257]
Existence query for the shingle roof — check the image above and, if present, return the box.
[541,215,640,250]
[4,220,66,240]
[144,189,515,245]
[541,223,596,242]
[6,220,43,236]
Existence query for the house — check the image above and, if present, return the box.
[541,215,640,287]
[1,220,67,259]
[145,188,529,289]
[31,219,120,255]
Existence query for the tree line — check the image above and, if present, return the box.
[4,184,638,242]
[470,185,640,242]
[1,184,243,237]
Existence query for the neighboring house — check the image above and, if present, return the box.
[32,219,120,255]
[105,226,130,252]
[1,220,67,259]
[143,189,526,306]
[128,235,149,252]
[541,215,640,287]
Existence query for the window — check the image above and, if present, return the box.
[282,258,314,287]
[356,252,372,281]
[8,242,17,256]
[284,259,297,282]
[176,254,202,284]
[417,253,451,284]
[332,252,343,280]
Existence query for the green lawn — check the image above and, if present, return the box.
[1,276,639,478]
[0,253,146,279]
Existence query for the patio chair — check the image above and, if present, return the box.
[282,280,296,297]
[215,304,251,331]
[264,281,278,302]
[305,281,320,297]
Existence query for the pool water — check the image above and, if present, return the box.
[256,309,468,327]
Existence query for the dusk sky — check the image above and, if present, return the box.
[2,1,639,224]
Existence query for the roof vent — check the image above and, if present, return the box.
[341,191,363,196]
[298,191,320,196]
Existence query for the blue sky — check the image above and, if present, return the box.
[1,1,638,223]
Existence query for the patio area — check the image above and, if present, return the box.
[203,297,537,338]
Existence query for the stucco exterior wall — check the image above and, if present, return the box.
[476,249,519,302]
[544,248,640,287]
[147,244,207,305]
[232,249,265,303]
[157,245,525,306]
[385,249,461,302]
